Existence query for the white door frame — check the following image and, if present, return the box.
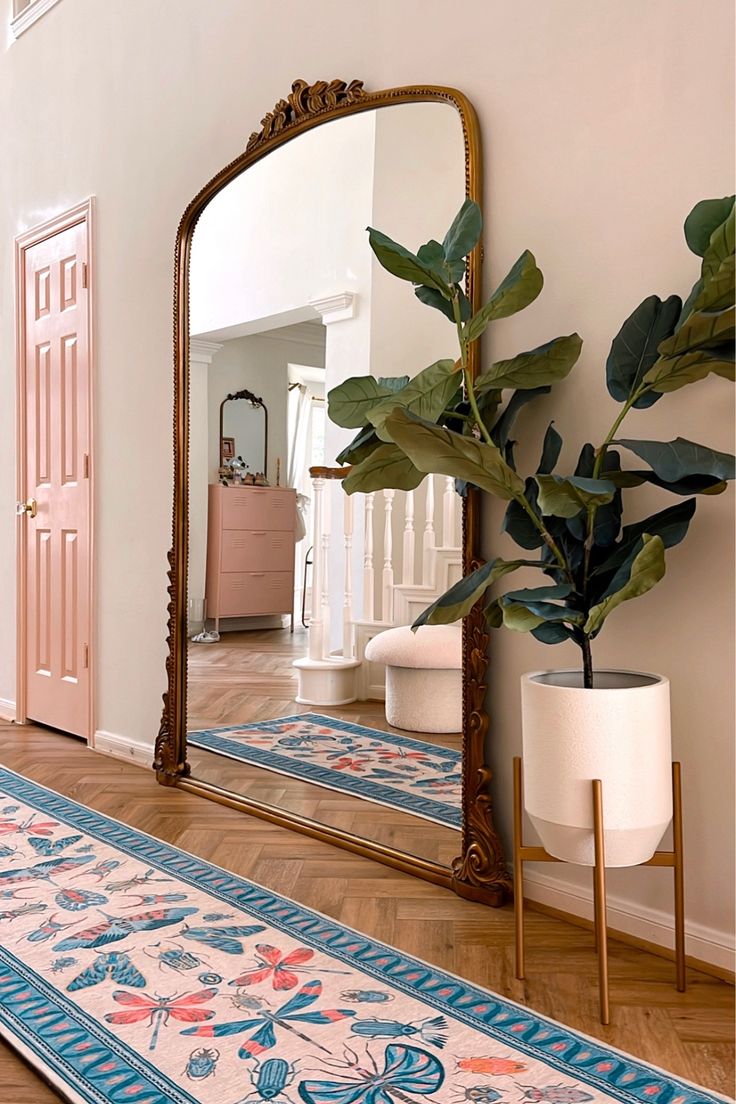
[14,197,96,741]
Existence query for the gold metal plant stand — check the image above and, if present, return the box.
[513,756,685,1025]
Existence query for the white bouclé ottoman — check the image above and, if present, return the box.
[364,624,462,733]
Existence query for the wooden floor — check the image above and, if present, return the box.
[0,722,733,1102]
[187,626,462,864]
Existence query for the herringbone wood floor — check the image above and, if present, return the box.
[187,626,462,863]
[0,721,733,1103]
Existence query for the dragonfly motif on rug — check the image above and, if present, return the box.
[182,978,356,1057]
[104,987,217,1051]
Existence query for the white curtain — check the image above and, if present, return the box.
[287,384,311,541]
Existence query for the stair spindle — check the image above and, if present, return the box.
[402,490,416,586]
[343,491,354,658]
[423,476,436,586]
[363,492,375,620]
[382,489,395,623]
[443,476,457,547]
[308,474,325,660]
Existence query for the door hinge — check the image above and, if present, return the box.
[83,643,89,669]
[81,262,89,289]
[83,453,90,479]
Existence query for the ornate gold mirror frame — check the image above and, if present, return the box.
[155,79,511,907]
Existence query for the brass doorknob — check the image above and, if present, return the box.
[16,498,37,518]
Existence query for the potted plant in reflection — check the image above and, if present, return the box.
[327,195,735,867]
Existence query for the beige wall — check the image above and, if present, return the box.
[0,0,732,965]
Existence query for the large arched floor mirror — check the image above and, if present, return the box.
[155,80,510,906]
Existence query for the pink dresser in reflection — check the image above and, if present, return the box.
[205,484,296,631]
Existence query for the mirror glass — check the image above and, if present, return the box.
[186,101,466,867]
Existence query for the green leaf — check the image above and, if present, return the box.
[335,425,380,466]
[416,239,446,274]
[503,583,574,603]
[485,597,504,628]
[502,479,545,549]
[477,333,582,393]
[412,557,530,628]
[464,251,543,343]
[591,499,696,582]
[328,377,399,429]
[684,196,735,256]
[585,535,666,636]
[501,598,582,633]
[442,199,483,261]
[606,469,728,496]
[490,387,551,449]
[342,443,424,494]
[368,360,461,441]
[415,285,472,322]
[644,345,735,393]
[535,475,616,518]
[606,295,681,408]
[383,408,525,501]
[566,452,623,548]
[691,253,735,314]
[367,227,450,295]
[657,303,734,359]
[701,205,735,292]
[538,423,562,474]
[377,375,411,393]
[614,437,736,483]
[531,621,576,644]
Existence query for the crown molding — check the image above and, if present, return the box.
[308,292,356,325]
[189,340,223,365]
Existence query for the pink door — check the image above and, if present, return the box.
[19,217,91,738]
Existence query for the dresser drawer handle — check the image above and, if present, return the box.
[251,572,265,577]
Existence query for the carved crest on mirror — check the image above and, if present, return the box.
[155,79,511,906]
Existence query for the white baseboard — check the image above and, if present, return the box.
[0,698,16,722]
[523,867,735,973]
[92,729,153,768]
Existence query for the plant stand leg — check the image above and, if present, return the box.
[592,779,610,1025]
[673,761,686,992]
[513,756,525,980]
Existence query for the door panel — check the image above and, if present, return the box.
[22,219,90,738]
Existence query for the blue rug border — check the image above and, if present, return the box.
[0,766,723,1104]
[187,712,462,829]
[0,947,199,1104]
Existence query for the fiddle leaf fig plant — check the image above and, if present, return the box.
[327,196,736,688]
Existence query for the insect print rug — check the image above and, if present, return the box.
[187,714,462,829]
[0,768,722,1104]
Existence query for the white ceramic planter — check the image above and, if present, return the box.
[520,669,672,867]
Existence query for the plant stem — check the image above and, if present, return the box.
[581,636,594,689]
[452,297,495,448]
[451,289,574,580]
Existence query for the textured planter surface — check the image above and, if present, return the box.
[521,669,672,867]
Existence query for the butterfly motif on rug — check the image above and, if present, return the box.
[67,951,147,991]
[179,922,267,955]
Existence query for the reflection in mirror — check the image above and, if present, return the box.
[186,101,466,867]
